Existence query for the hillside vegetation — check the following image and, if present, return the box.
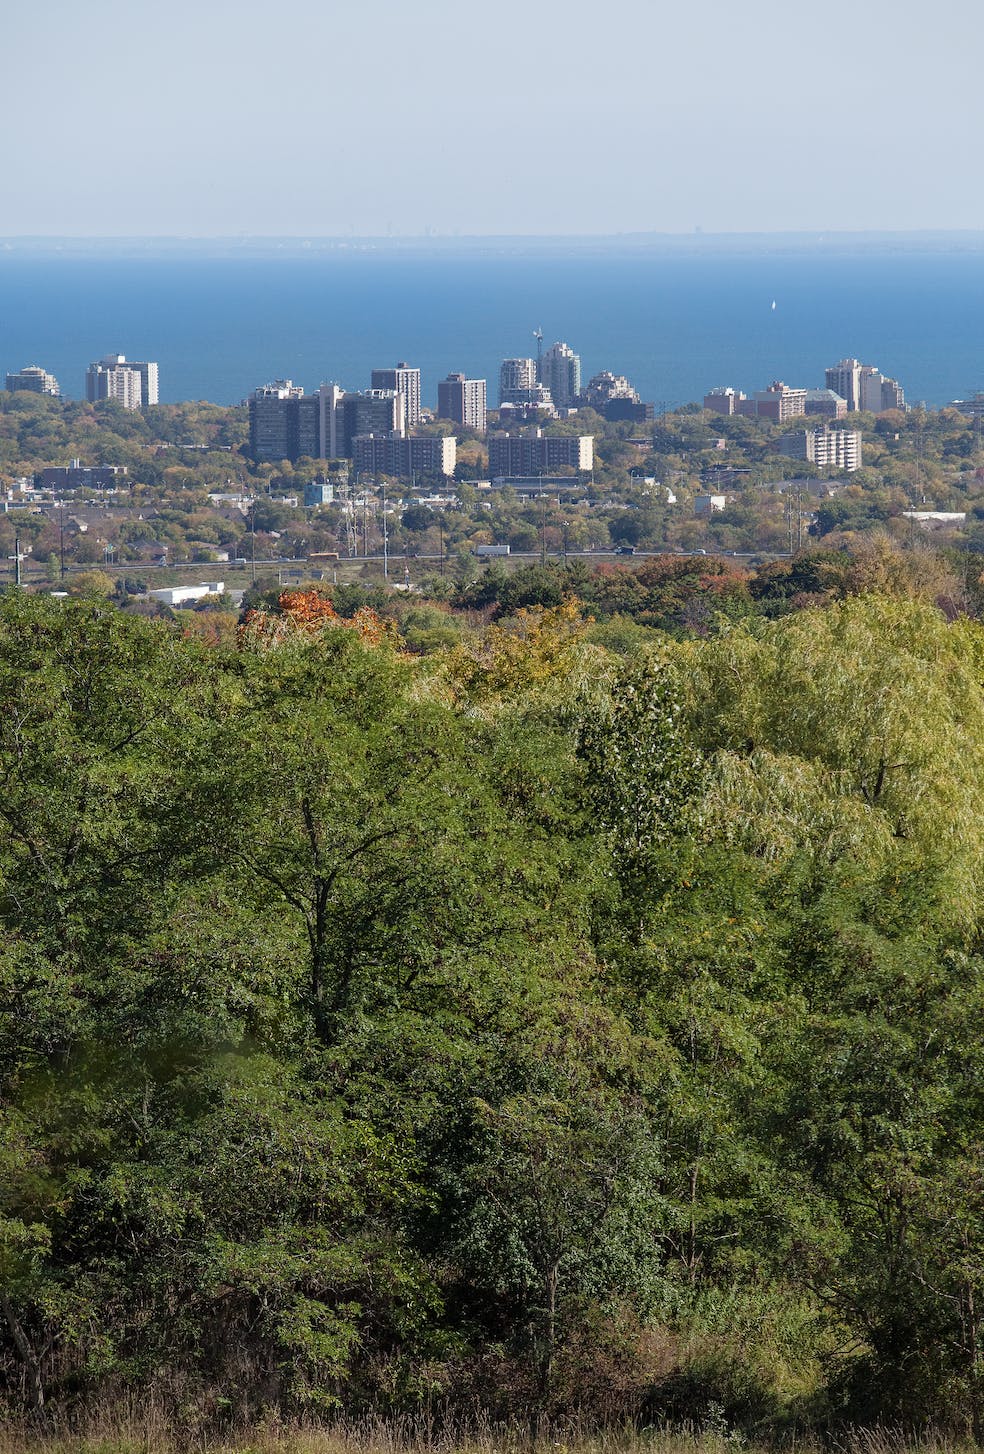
[3,588,984,1437]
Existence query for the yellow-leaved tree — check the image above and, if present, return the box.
[676,595,984,936]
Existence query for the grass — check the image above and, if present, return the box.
[0,1417,980,1454]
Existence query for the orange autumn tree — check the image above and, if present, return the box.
[239,589,394,649]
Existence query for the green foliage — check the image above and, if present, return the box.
[578,658,703,910]
[4,591,984,1434]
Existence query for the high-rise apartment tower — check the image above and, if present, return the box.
[6,365,60,396]
[539,341,581,411]
[86,354,158,410]
[499,358,537,406]
[437,373,487,432]
[248,380,320,461]
[370,363,421,426]
[825,358,905,413]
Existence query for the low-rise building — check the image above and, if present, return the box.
[147,582,225,607]
[694,494,727,515]
[773,476,848,499]
[35,463,127,491]
[804,389,848,419]
[902,511,967,528]
[603,398,655,423]
[490,475,589,500]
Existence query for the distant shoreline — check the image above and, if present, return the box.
[4,230,984,261]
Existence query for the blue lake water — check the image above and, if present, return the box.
[1,247,982,409]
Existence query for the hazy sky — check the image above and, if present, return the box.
[4,0,981,237]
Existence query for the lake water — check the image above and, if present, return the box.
[1,242,982,409]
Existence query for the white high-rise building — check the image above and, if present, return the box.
[85,354,158,409]
[539,341,581,411]
[860,365,906,413]
[826,358,905,414]
[499,357,537,405]
[778,427,862,471]
[132,360,159,406]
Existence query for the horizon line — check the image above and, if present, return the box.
[4,227,984,243]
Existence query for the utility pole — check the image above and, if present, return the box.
[381,479,389,579]
[340,476,357,558]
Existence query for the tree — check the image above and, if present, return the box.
[66,569,115,598]
[401,504,435,533]
[578,657,702,924]
[224,624,493,1044]
[451,1078,665,1404]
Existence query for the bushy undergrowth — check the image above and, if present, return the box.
[4,593,984,1435]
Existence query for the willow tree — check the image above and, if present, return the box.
[675,597,984,1426]
[678,595,984,934]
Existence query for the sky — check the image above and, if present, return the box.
[3,0,981,237]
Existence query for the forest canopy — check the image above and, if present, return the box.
[2,590,984,1436]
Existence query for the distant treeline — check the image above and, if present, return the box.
[4,586,984,1436]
